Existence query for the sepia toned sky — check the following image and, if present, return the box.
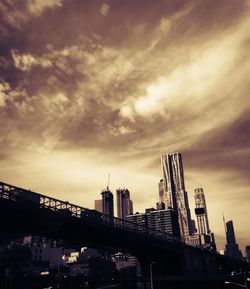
[0,0,249,253]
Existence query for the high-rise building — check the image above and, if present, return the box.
[194,188,210,235]
[224,220,242,259]
[194,188,216,250]
[161,152,191,243]
[116,188,133,219]
[94,199,103,213]
[101,188,114,217]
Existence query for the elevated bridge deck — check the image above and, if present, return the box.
[0,181,247,275]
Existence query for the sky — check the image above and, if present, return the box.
[0,0,249,253]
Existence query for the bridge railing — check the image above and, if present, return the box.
[0,181,180,244]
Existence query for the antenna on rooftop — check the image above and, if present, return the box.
[107,173,110,190]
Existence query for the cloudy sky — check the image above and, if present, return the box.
[0,0,249,252]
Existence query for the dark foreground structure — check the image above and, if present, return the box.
[0,181,249,289]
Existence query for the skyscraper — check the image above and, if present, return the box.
[116,188,133,219]
[224,220,242,259]
[101,188,114,217]
[161,152,191,243]
[194,188,210,235]
[194,188,216,250]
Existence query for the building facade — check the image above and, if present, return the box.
[147,209,180,240]
[126,212,147,233]
[161,152,191,243]
[194,188,210,235]
[193,188,216,250]
[126,209,180,240]
[225,220,242,259]
[94,199,103,213]
[116,188,133,219]
[101,188,114,217]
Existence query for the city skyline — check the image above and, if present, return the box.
[0,0,249,254]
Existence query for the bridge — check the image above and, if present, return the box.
[0,181,247,277]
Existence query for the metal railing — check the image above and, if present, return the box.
[0,181,180,244]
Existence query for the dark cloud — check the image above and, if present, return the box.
[182,110,250,174]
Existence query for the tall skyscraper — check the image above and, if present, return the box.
[101,188,114,217]
[116,188,133,219]
[194,188,210,235]
[194,188,216,250]
[224,220,242,259]
[161,152,191,243]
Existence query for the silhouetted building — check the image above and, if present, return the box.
[116,188,133,219]
[161,152,192,243]
[101,188,114,217]
[246,245,250,262]
[225,220,242,259]
[94,199,103,213]
[126,213,147,233]
[126,209,180,240]
[194,188,216,250]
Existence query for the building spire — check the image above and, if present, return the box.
[107,173,110,190]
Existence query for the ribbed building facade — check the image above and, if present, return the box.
[161,152,191,243]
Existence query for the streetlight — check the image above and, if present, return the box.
[149,262,155,289]
[225,281,248,288]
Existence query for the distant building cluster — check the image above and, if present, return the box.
[95,187,134,219]
[0,152,247,288]
[94,152,244,258]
